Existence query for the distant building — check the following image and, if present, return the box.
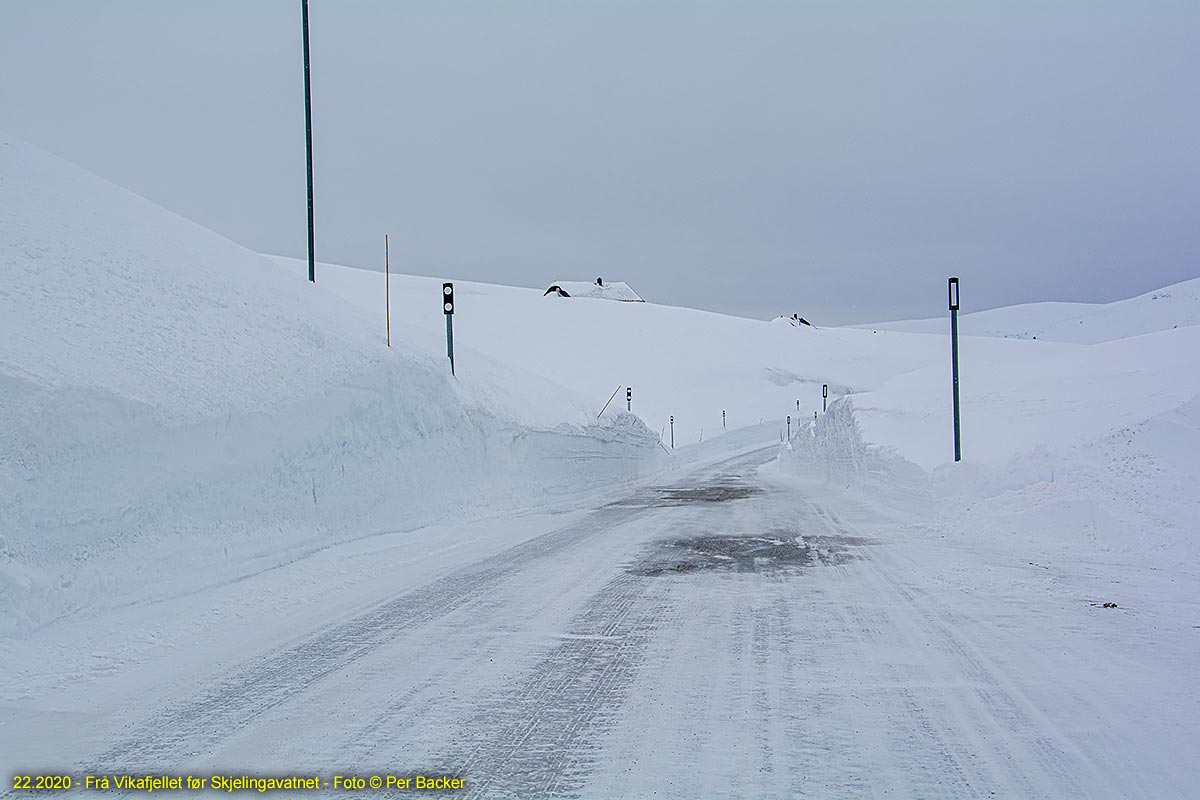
[783,313,815,328]
[544,277,645,303]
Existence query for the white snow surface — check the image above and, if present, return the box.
[2,133,1199,796]
[862,276,1200,343]
[0,137,659,634]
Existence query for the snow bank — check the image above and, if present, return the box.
[778,333,1200,563]
[933,394,1200,566]
[0,137,660,634]
[855,325,1200,473]
[777,399,929,510]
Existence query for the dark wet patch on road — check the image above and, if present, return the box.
[608,483,761,508]
[628,531,875,577]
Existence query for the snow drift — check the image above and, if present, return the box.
[777,398,929,512]
[0,137,660,634]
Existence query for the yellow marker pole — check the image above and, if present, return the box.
[385,234,391,347]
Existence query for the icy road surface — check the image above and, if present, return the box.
[4,438,1196,798]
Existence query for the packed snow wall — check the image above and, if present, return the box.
[778,399,930,509]
[0,137,661,634]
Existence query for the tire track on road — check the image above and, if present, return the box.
[92,504,648,770]
[436,547,680,799]
[93,447,777,772]
[434,455,777,798]
[812,499,1096,796]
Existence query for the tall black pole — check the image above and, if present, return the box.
[949,277,961,462]
[302,0,315,283]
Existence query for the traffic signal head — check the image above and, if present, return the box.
[948,277,960,311]
[443,282,455,315]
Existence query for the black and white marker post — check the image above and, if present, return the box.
[722,410,726,428]
[787,415,791,439]
[443,282,455,376]
[627,387,632,412]
[949,276,961,462]
[670,416,675,449]
[822,384,828,412]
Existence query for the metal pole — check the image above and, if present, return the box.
[787,415,791,439]
[949,277,961,462]
[302,0,315,283]
[598,384,621,418]
[385,234,390,347]
[670,416,674,449]
[722,410,726,428]
[445,315,455,376]
[822,383,828,412]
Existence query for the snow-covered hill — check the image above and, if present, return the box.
[863,277,1200,343]
[266,255,1200,479]
[266,254,946,448]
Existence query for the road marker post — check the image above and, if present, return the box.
[443,282,455,376]
[949,277,962,462]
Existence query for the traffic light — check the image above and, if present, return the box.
[443,282,455,315]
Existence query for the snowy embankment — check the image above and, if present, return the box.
[780,316,1200,568]
[0,138,660,634]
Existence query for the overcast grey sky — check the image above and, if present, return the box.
[2,1,1197,323]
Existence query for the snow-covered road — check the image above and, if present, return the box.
[6,437,1198,798]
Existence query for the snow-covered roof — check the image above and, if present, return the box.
[544,280,644,302]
